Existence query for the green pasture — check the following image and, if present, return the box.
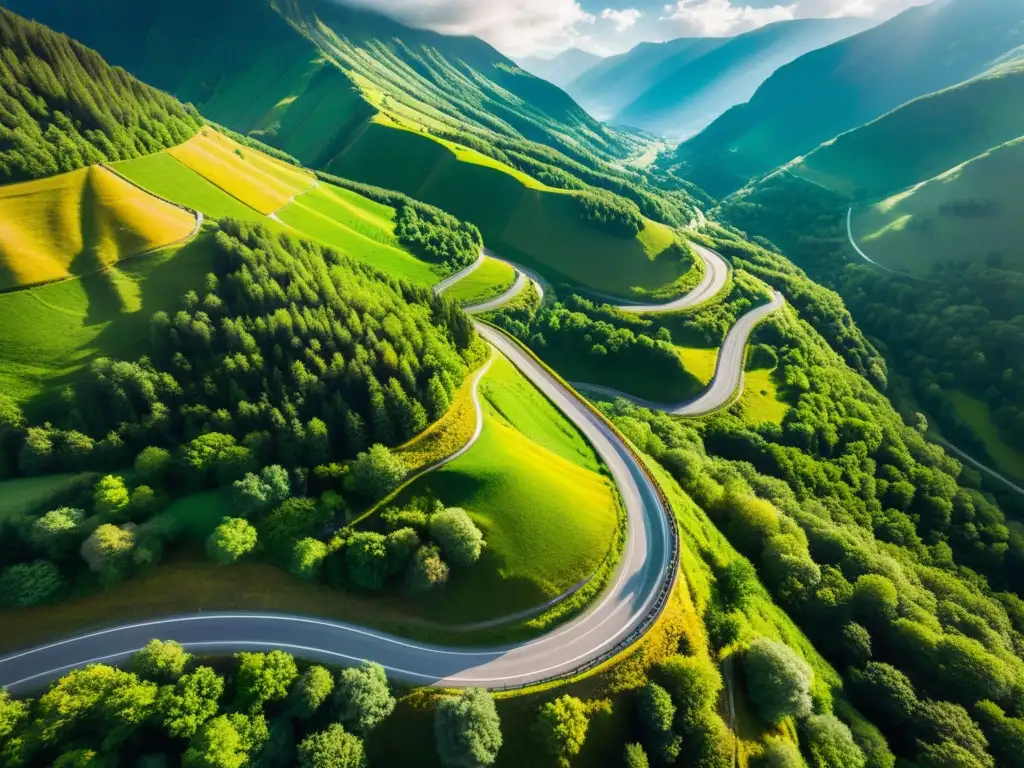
[443,257,516,305]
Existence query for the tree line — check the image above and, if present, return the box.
[0,7,201,184]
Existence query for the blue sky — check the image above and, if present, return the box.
[339,0,931,57]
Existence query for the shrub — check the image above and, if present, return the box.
[29,507,85,558]
[350,445,406,500]
[133,640,192,683]
[334,662,395,735]
[206,518,258,565]
[135,447,173,485]
[534,695,589,767]
[758,738,803,768]
[157,666,224,739]
[290,538,328,580]
[288,666,335,720]
[803,714,866,768]
[231,466,290,517]
[81,523,136,585]
[743,637,814,726]
[407,544,450,592]
[0,560,64,606]
[233,651,298,711]
[434,688,502,768]
[657,654,722,727]
[297,723,365,768]
[624,743,649,768]
[429,508,484,567]
[385,527,421,575]
[345,532,390,590]
[94,475,130,519]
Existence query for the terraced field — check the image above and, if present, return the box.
[0,166,196,291]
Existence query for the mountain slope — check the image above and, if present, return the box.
[567,37,726,121]
[10,0,627,169]
[519,48,603,89]
[614,18,872,139]
[789,56,1024,199]
[674,0,1024,196]
[0,7,200,184]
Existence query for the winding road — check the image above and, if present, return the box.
[0,239,784,694]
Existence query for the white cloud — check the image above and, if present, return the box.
[600,8,644,31]
[661,0,797,36]
[336,0,595,57]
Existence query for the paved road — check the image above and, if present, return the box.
[0,324,673,694]
[574,291,786,415]
[0,239,770,694]
[614,243,728,315]
[433,249,486,295]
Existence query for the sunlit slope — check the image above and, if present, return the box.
[118,142,439,285]
[330,122,687,297]
[791,58,1024,198]
[0,236,212,408]
[168,129,315,214]
[0,166,195,291]
[382,354,620,623]
[852,137,1024,273]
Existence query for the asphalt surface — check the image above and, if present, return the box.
[0,324,672,694]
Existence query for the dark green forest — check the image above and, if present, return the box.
[0,8,200,183]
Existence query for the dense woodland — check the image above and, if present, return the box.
[602,299,1024,768]
[0,641,505,768]
[0,8,200,183]
[721,173,1024,455]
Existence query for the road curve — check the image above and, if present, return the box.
[433,249,486,295]
[574,291,786,415]
[0,323,673,695]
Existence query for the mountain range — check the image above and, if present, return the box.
[519,47,603,90]
[568,17,871,138]
[674,0,1024,196]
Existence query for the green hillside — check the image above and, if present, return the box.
[672,0,1024,195]
[851,136,1024,274]
[330,121,691,298]
[613,18,870,139]
[790,58,1024,198]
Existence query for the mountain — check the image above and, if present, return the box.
[789,55,1024,199]
[673,0,1024,196]
[567,37,725,121]
[8,0,627,168]
[519,47,603,89]
[612,18,872,139]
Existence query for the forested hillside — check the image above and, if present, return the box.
[671,0,1024,195]
[0,7,200,183]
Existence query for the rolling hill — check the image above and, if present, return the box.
[673,0,1024,196]
[0,166,197,291]
[581,18,871,139]
[519,48,603,89]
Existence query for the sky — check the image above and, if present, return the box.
[338,0,932,58]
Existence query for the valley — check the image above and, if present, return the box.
[0,2,1023,768]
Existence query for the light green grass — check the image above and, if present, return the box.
[115,153,267,223]
[948,390,1024,478]
[276,184,438,285]
[736,369,790,425]
[361,353,619,624]
[443,257,516,305]
[0,474,80,521]
[329,122,690,298]
[852,137,1024,274]
[676,346,718,386]
[0,235,214,411]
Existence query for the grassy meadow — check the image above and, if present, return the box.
[360,353,619,625]
[168,128,314,214]
[0,474,83,522]
[329,122,690,298]
[0,234,213,409]
[0,166,195,291]
[852,137,1024,274]
[442,257,517,305]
